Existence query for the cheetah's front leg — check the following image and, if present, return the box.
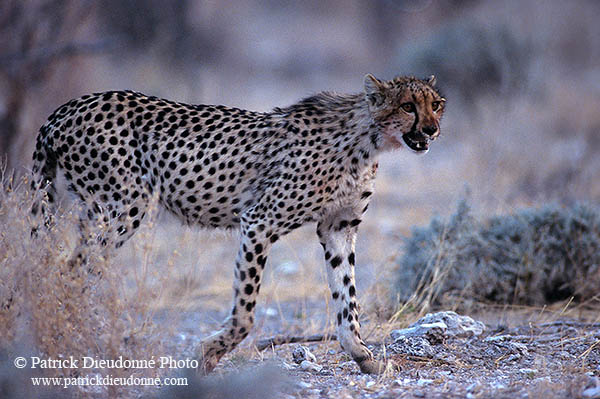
[196,217,273,373]
[317,215,385,374]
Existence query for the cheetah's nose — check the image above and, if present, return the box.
[421,125,438,137]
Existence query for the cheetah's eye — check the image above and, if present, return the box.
[400,102,415,113]
[432,101,442,112]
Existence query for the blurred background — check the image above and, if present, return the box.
[1,0,599,331]
[2,0,599,201]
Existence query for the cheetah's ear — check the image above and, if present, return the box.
[364,74,386,109]
[427,75,437,86]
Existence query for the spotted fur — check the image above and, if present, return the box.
[31,74,445,374]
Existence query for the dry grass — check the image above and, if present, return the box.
[0,172,176,398]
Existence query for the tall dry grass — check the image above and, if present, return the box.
[0,171,173,398]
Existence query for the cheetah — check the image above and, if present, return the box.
[31,74,446,374]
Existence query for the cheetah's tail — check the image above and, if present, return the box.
[30,124,58,236]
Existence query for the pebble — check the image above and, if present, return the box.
[292,345,317,364]
[416,378,433,386]
[281,360,295,370]
[297,380,312,389]
[518,368,538,377]
[300,360,323,373]
[466,382,479,392]
[583,386,600,398]
[582,377,600,399]
[392,378,411,386]
[388,335,435,358]
[485,334,511,342]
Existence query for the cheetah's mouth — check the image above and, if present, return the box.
[402,132,430,153]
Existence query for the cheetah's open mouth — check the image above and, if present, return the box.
[402,132,430,153]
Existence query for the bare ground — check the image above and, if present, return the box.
[165,301,600,399]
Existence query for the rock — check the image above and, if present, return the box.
[518,368,538,378]
[300,360,323,373]
[416,378,433,386]
[484,334,511,343]
[391,311,485,344]
[292,345,316,364]
[280,361,296,370]
[296,380,312,389]
[582,376,600,399]
[492,341,529,362]
[388,336,436,358]
[392,378,412,387]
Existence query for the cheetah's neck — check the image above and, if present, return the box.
[273,92,382,163]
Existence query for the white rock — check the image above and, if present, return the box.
[391,311,485,344]
[292,345,316,364]
[582,376,600,399]
[297,381,312,389]
[300,360,323,373]
[416,378,433,386]
[466,382,479,392]
[583,387,600,398]
[518,368,538,376]
[392,378,412,386]
[484,335,511,342]
[388,335,435,358]
[281,360,295,370]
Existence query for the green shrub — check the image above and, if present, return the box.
[394,200,600,308]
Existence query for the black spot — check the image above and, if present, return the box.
[330,256,342,268]
[343,275,351,285]
[244,284,253,295]
[348,253,355,266]
[257,255,267,268]
[248,267,257,278]
[349,285,356,297]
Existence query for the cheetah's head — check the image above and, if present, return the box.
[364,74,445,154]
